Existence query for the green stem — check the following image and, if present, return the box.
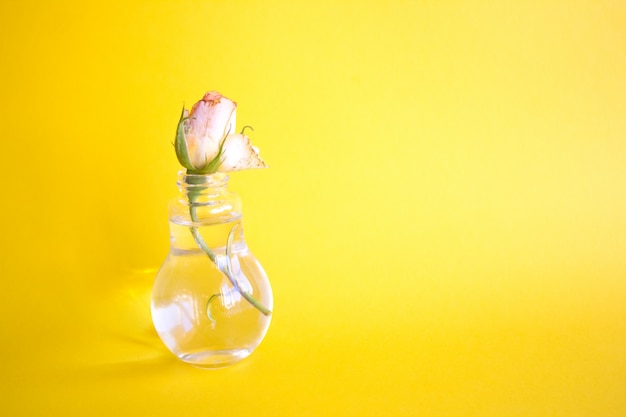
[206,293,222,323]
[188,204,271,317]
[224,223,272,315]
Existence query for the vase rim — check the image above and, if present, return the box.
[177,170,230,188]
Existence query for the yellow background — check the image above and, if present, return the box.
[1,0,625,415]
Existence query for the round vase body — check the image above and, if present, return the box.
[151,172,273,368]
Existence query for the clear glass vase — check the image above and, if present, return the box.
[151,171,273,368]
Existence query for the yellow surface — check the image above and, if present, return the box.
[1,0,625,415]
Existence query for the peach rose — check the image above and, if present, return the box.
[175,91,267,173]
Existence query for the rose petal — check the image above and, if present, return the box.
[189,92,237,140]
[187,92,237,166]
[218,133,268,172]
[184,132,205,169]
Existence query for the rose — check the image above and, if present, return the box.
[175,91,267,173]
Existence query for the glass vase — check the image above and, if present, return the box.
[151,171,273,368]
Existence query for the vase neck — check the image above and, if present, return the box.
[177,170,230,202]
[172,170,241,224]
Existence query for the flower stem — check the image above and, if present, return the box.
[188,204,271,317]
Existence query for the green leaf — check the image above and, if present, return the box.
[240,125,254,135]
[174,106,195,170]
